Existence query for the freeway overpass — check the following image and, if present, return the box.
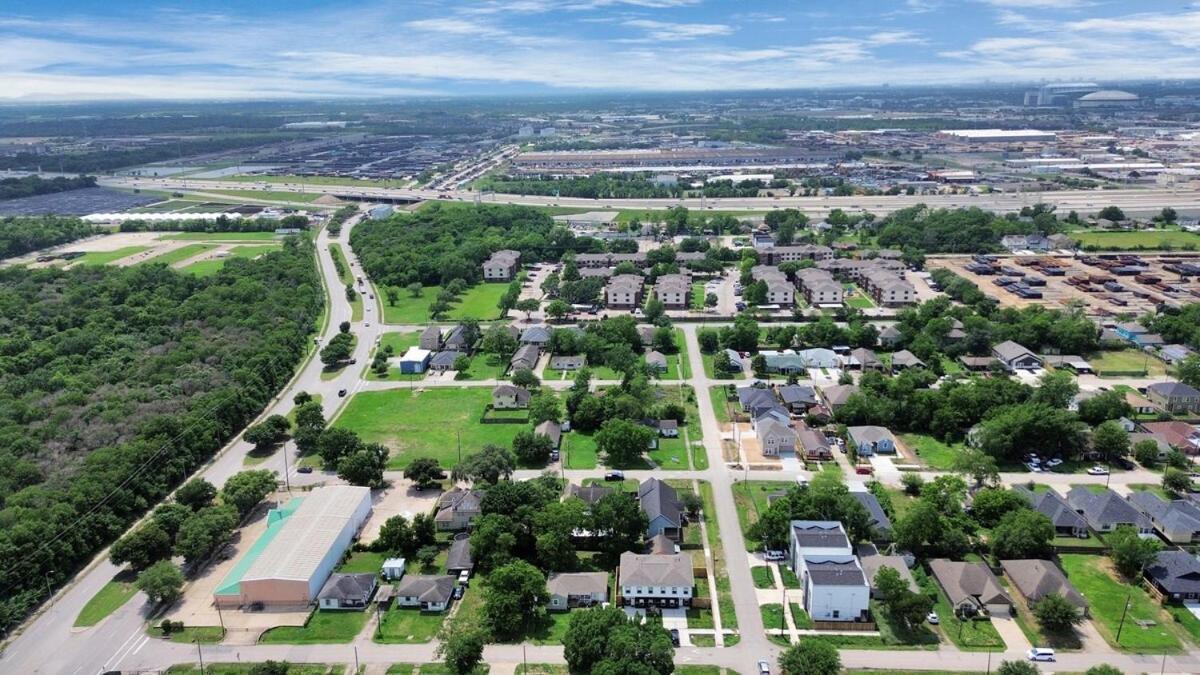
[98,176,1200,217]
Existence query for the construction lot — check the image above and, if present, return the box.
[930,253,1200,316]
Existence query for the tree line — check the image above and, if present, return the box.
[0,175,97,201]
[0,215,97,259]
[118,214,309,233]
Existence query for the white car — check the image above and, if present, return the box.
[1087,466,1110,476]
[763,550,787,561]
[1027,648,1055,662]
[1026,463,1042,473]
[757,661,770,675]
[926,611,939,625]
[1045,458,1063,468]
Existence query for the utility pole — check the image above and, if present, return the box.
[458,431,462,465]
[1115,593,1132,644]
[196,638,205,674]
[354,645,359,673]
[282,442,292,493]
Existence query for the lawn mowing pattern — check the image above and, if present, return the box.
[73,246,150,266]
[138,243,216,267]
[335,388,526,469]
[258,609,368,644]
[74,578,137,627]
[1059,554,1183,653]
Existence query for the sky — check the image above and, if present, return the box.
[2,0,1200,101]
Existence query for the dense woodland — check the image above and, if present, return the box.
[118,214,310,233]
[477,174,771,199]
[0,175,97,201]
[0,135,281,173]
[0,215,97,259]
[0,238,322,630]
[351,203,598,287]
[874,204,1062,253]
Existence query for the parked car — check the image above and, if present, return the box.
[459,570,471,586]
[550,450,560,462]
[1026,463,1042,473]
[605,470,625,481]
[1114,457,1135,470]
[763,550,787,562]
[669,629,680,647]
[1087,466,1109,476]
[926,611,939,625]
[855,465,873,475]
[297,466,313,474]
[453,585,465,600]
[1045,458,1063,468]
[757,661,770,675]
[338,388,348,397]
[1027,648,1055,662]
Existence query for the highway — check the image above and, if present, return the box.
[99,175,1200,217]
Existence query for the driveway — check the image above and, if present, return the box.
[990,614,1032,652]
[660,608,690,646]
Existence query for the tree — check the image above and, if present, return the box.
[1134,439,1162,468]
[453,444,515,484]
[1163,467,1192,496]
[1077,390,1132,426]
[174,504,239,564]
[1177,354,1200,389]
[1033,592,1083,633]
[779,640,841,675]
[991,509,1054,560]
[1092,420,1130,462]
[874,565,934,628]
[546,299,570,322]
[535,500,587,572]
[404,457,445,490]
[970,488,1028,528]
[528,393,561,425]
[564,606,628,673]
[151,502,192,539]
[1085,666,1123,675]
[136,560,185,605]
[997,661,1039,675]
[953,448,1000,488]
[511,368,539,389]
[644,297,665,324]
[249,662,290,675]
[318,427,363,469]
[1097,205,1125,222]
[244,416,290,453]
[482,560,547,641]
[339,320,351,334]
[595,418,656,467]
[436,617,488,675]
[406,282,424,298]
[176,478,217,511]
[375,515,415,556]
[594,621,675,675]
[1108,525,1161,578]
[512,429,554,465]
[591,492,649,562]
[481,325,518,359]
[110,522,173,571]
[697,329,719,353]
[338,443,388,487]
[220,470,277,517]
[320,332,354,366]
[901,473,924,496]
[293,400,325,431]
[386,288,399,306]
[515,298,540,321]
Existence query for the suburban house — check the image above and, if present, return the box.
[858,550,917,598]
[1160,344,1195,365]
[846,348,883,371]
[1140,421,1200,455]
[723,349,745,373]
[534,420,562,449]
[510,344,540,371]
[394,575,457,612]
[654,274,691,309]
[520,326,552,347]
[992,341,1043,371]
[645,350,668,372]
[316,573,378,610]
[618,552,694,607]
[1145,381,1200,414]
[482,249,521,281]
[443,325,472,353]
[846,426,897,456]
[549,355,586,371]
[492,384,531,410]
[1114,322,1164,348]
[1125,391,1160,415]
[639,478,684,540]
[850,490,893,540]
[434,488,483,531]
[419,326,443,351]
[658,419,679,438]
[647,533,677,555]
[890,350,926,372]
[567,484,614,509]
[878,325,902,348]
[1065,487,1154,536]
[1014,486,1088,538]
[1128,492,1200,544]
[788,521,869,622]
[928,559,1013,617]
[797,426,833,460]
[1000,559,1088,616]
[820,384,860,411]
[1145,550,1200,602]
[738,387,783,417]
[446,535,474,576]
[758,418,798,456]
[605,274,644,309]
[779,384,818,413]
[428,350,463,372]
[547,572,609,609]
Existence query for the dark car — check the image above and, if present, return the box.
[605,470,625,481]
[297,466,313,474]
[669,629,680,646]
[1114,457,1135,471]
[338,388,348,397]
[453,585,465,600]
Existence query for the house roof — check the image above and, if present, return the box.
[317,573,377,602]
[534,420,562,447]
[492,384,531,402]
[758,418,797,442]
[790,521,850,551]
[638,478,682,527]
[645,350,668,367]
[778,384,817,406]
[647,533,676,555]
[929,559,1012,609]
[547,572,608,598]
[723,349,744,366]
[420,326,442,342]
[620,552,693,588]
[1146,550,1200,596]
[1000,559,1088,610]
[738,387,780,414]
[510,344,540,367]
[797,427,831,455]
[849,348,882,368]
[568,484,614,506]
[891,350,925,368]
[430,350,463,368]
[435,488,483,523]
[1148,381,1200,398]
[852,492,893,534]
[847,426,895,446]
[1129,492,1200,535]
[993,340,1037,363]
[821,384,860,407]
[879,325,902,339]
[521,326,552,343]
[859,554,917,593]
[1015,486,1087,532]
[446,536,474,571]
[1066,487,1151,530]
[549,355,585,369]
[394,575,456,604]
[805,559,867,586]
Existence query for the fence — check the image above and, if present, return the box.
[812,620,876,631]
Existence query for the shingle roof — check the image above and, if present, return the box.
[521,326,552,343]
[890,350,925,368]
[638,478,682,527]
[1148,381,1200,398]
[820,384,860,407]
[929,559,1012,609]
[430,350,463,368]
[859,554,917,593]
[852,492,893,535]
[1000,559,1088,610]
[778,384,817,406]
[492,384,531,402]
[317,573,377,602]
[534,420,561,447]
[1066,487,1151,530]
[993,340,1036,362]
[620,552,693,587]
[806,559,867,586]
[1129,492,1200,535]
[547,572,608,598]
[446,536,474,572]
[394,575,456,604]
[1015,487,1087,532]
[568,484,615,506]
[738,387,780,414]
[1146,550,1200,596]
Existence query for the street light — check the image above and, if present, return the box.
[1115,593,1132,644]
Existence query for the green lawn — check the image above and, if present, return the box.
[900,433,963,471]
[708,386,734,425]
[334,388,526,469]
[161,231,282,241]
[337,550,386,574]
[381,284,509,324]
[1165,604,1200,645]
[698,482,737,630]
[138,243,216,266]
[74,578,138,627]
[1090,349,1166,377]
[379,331,422,355]
[648,436,690,470]
[375,607,446,643]
[447,284,509,321]
[789,603,812,629]
[167,665,342,675]
[1059,554,1184,653]
[780,567,800,589]
[702,353,746,380]
[381,286,436,324]
[148,625,226,644]
[925,576,1005,651]
[760,603,787,633]
[689,282,706,310]
[563,432,598,469]
[845,284,875,309]
[1072,229,1200,250]
[732,481,794,544]
[73,246,150,265]
[259,609,369,644]
[183,245,279,277]
[1129,483,1175,500]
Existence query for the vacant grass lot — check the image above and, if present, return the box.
[1059,554,1183,653]
[1090,349,1166,377]
[75,578,137,627]
[702,353,746,380]
[184,245,279,277]
[380,284,509,324]
[162,231,281,241]
[206,188,324,203]
[733,481,794,545]
[708,386,734,425]
[74,246,150,265]
[375,607,446,644]
[1072,229,1200,250]
[563,432,598,469]
[167,665,342,675]
[335,388,525,469]
[259,609,368,644]
[138,243,216,266]
[900,433,963,471]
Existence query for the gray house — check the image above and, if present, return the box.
[446,536,474,575]
[1146,550,1200,602]
[317,573,378,610]
[1066,487,1154,536]
[638,478,683,540]
[1129,492,1200,544]
[547,572,609,609]
[1015,486,1088,538]
[394,575,456,612]
[851,491,893,541]
[992,340,1043,371]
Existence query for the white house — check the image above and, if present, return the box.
[788,521,869,622]
[618,552,693,608]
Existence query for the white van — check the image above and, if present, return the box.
[1027,648,1055,662]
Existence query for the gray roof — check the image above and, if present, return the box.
[790,521,850,550]
[1129,492,1200,535]
[1148,381,1200,398]
[638,478,682,527]
[547,572,608,598]
[1146,550,1200,596]
[510,344,540,368]
[420,325,442,343]
[778,384,817,407]
[446,536,474,572]
[535,420,562,447]
[317,573,377,602]
[859,554,917,593]
[568,484,615,506]
[929,559,1012,609]
[847,426,895,445]
[852,492,893,536]
[1015,487,1087,532]
[806,559,867,586]
[890,350,925,368]
[724,349,744,367]
[521,326,552,343]
[1000,559,1088,610]
[821,384,860,407]
[738,387,780,415]
[993,340,1036,363]
[492,384,531,402]
[849,348,882,368]
[1066,487,1151,530]
[647,533,676,555]
[394,575,456,604]
[549,355,585,369]
[430,350,463,368]
[645,350,668,368]
[620,552,693,587]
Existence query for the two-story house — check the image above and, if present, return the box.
[483,250,521,281]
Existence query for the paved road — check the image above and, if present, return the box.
[99,176,1200,217]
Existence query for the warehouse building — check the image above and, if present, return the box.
[214,485,372,609]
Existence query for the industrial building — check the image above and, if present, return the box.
[214,485,372,608]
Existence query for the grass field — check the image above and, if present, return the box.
[74,578,137,627]
[379,331,422,355]
[138,243,216,266]
[1072,229,1200,250]
[73,246,149,265]
[698,481,737,631]
[1060,554,1183,653]
[259,609,368,644]
[1090,349,1166,377]
[900,433,963,471]
[845,284,876,309]
[217,174,408,189]
[702,353,746,380]
[751,566,775,589]
[183,245,279,277]
[449,284,509,321]
[334,388,526,469]
[381,284,508,323]
[708,386,734,425]
[375,607,446,644]
[733,481,793,545]
[162,231,281,241]
[564,432,598,469]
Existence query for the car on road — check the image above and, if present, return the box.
[757,661,770,675]
[926,611,939,625]
[1027,648,1055,662]
[605,470,625,481]
[1087,466,1110,476]
[297,466,313,474]
[763,550,786,561]
[338,388,348,397]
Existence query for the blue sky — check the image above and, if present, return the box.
[2,1,1199,100]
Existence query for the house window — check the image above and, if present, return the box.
[832,610,839,618]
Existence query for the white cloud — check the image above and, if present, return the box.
[868,30,926,45]
[981,0,1088,7]
[621,19,734,40]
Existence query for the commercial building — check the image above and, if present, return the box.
[483,250,521,281]
[214,486,372,608]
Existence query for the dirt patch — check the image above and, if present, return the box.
[359,480,444,544]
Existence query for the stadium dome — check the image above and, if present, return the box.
[1077,90,1138,102]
